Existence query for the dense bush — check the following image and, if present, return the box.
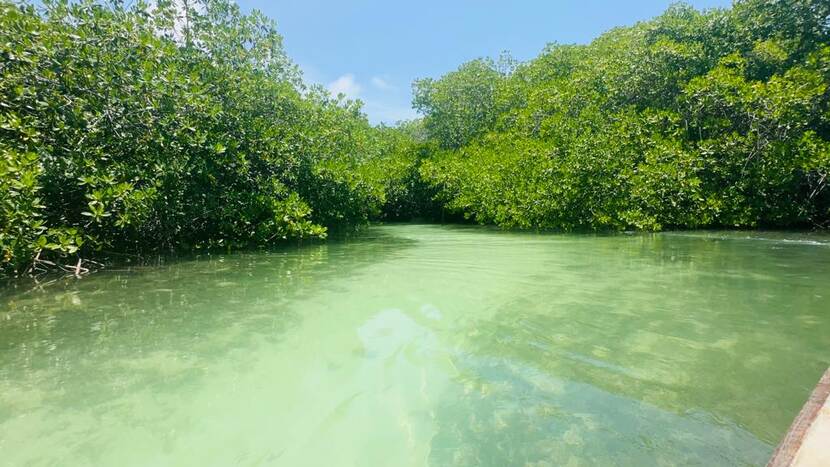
[414,0,830,231]
[2,0,829,278]
[0,0,388,276]
[357,121,444,221]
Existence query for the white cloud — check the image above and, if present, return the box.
[325,74,415,125]
[362,101,419,126]
[371,76,395,91]
[327,74,362,99]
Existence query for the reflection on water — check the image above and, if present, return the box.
[0,225,828,466]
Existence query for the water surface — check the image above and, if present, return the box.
[1,224,829,466]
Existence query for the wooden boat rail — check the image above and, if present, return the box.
[767,367,830,467]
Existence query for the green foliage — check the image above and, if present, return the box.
[413,58,507,149]
[413,0,830,231]
[1,146,44,271]
[2,0,829,277]
[360,121,443,220]
[0,0,384,276]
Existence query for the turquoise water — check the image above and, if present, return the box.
[1,224,829,466]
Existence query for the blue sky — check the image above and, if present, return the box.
[236,0,733,125]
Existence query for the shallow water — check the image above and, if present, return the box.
[1,224,829,466]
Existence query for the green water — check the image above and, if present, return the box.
[1,225,829,466]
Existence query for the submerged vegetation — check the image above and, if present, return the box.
[1,0,829,277]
